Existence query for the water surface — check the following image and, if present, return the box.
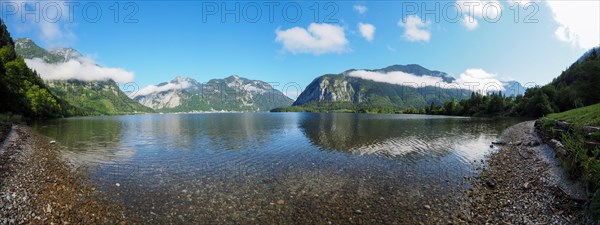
[34,113,523,223]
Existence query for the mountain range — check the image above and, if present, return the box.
[11,37,528,115]
[134,75,294,112]
[289,64,525,111]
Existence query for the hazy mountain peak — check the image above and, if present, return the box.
[171,76,196,83]
[343,64,455,83]
[135,76,293,112]
[48,47,82,61]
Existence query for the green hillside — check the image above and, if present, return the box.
[0,19,77,118]
[548,103,600,126]
[13,37,153,116]
[47,80,153,115]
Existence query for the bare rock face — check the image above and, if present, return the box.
[293,75,356,106]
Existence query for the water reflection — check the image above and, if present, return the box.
[33,116,135,165]
[298,113,516,161]
[32,113,525,224]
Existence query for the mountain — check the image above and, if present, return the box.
[547,47,600,112]
[14,38,82,63]
[45,80,153,115]
[134,75,294,112]
[14,38,153,115]
[292,65,476,110]
[497,81,526,96]
[576,47,600,63]
[343,64,456,83]
[0,20,76,118]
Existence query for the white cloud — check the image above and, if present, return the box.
[456,0,502,30]
[358,23,375,42]
[453,68,504,93]
[348,70,446,87]
[461,15,479,30]
[353,5,368,14]
[347,68,505,94]
[397,15,431,42]
[275,23,349,55]
[135,81,192,97]
[25,57,135,83]
[7,0,76,47]
[546,1,600,49]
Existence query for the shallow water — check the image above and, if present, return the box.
[34,113,524,223]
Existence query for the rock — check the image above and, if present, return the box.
[49,140,56,144]
[115,183,120,187]
[550,139,567,156]
[485,180,496,188]
[523,182,530,190]
[529,140,540,146]
[276,199,284,205]
[424,205,431,210]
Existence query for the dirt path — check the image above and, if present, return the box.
[0,125,127,224]
[462,121,594,224]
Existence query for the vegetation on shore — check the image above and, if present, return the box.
[273,90,557,118]
[539,107,600,219]
[548,103,600,127]
[276,47,600,120]
[0,20,78,119]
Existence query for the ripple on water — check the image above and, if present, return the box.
[32,113,525,223]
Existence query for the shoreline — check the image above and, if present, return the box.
[461,120,594,224]
[0,125,126,224]
[0,121,597,224]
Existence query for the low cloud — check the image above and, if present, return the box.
[347,68,505,94]
[134,81,192,97]
[25,57,135,83]
[348,70,446,87]
[398,15,431,42]
[358,23,375,42]
[275,23,349,55]
[454,68,504,93]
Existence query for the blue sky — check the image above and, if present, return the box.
[2,0,599,96]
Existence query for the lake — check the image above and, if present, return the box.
[33,113,523,224]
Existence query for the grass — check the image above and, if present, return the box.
[543,103,600,219]
[560,130,600,218]
[548,103,600,127]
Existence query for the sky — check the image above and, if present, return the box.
[1,0,599,97]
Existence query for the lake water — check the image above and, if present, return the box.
[33,113,523,223]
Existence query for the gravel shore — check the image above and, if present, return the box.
[0,125,126,224]
[461,121,595,224]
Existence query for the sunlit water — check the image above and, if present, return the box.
[34,113,524,223]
